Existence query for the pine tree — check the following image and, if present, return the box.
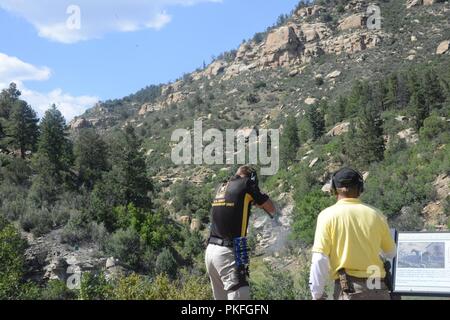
[410,90,428,130]
[329,96,347,125]
[280,116,300,165]
[344,94,385,168]
[91,125,152,230]
[74,128,109,190]
[385,74,399,110]
[5,100,39,158]
[306,103,325,141]
[422,69,445,109]
[36,104,73,180]
[0,83,21,119]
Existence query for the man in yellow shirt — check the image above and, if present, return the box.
[309,168,396,300]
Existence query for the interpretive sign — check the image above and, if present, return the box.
[393,232,450,296]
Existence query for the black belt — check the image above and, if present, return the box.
[208,236,234,248]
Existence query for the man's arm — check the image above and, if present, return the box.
[256,199,276,217]
[309,252,330,300]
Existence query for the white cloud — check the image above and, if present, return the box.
[0,53,98,121]
[0,0,221,44]
[0,53,51,82]
[21,87,99,121]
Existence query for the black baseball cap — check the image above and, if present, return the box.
[332,168,363,188]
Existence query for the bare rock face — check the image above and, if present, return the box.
[204,60,228,78]
[436,40,449,55]
[295,5,324,18]
[338,14,366,31]
[262,26,302,67]
[138,103,164,116]
[324,30,384,55]
[299,23,331,42]
[70,118,91,130]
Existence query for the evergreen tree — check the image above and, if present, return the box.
[91,125,152,230]
[36,105,73,181]
[306,103,325,141]
[74,128,109,190]
[0,83,21,119]
[410,90,429,130]
[5,100,39,158]
[344,100,385,168]
[422,69,445,109]
[329,96,347,125]
[280,116,300,165]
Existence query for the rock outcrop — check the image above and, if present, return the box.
[24,229,127,285]
[262,26,303,67]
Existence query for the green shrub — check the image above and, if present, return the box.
[106,228,142,269]
[155,248,178,279]
[291,189,335,245]
[251,264,298,300]
[61,210,93,245]
[20,207,53,236]
[0,216,27,299]
[80,272,113,300]
[40,280,78,300]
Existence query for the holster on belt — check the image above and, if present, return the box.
[337,269,355,294]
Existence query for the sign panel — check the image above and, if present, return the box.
[393,232,450,296]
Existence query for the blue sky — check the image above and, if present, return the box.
[0,0,300,120]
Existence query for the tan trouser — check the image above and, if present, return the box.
[334,277,391,300]
[205,244,250,300]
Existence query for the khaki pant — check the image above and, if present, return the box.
[333,277,391,300]
[205,244,250,300]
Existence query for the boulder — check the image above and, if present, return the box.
[190,219,202,232]
[397,128,419,144]
[433,174,450,200]
[436,40,449,55]
[423,0,436,5]
[309,157,319,168]
[326,122,350,137]
[178,215,191,225]
[326,70,341,79]
[304,97,318,105]
[406,0,422,9]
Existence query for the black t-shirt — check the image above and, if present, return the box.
[209,176,269,240]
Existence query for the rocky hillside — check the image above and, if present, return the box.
[72,0,449,133]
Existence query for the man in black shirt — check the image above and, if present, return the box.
[205,166,276,300]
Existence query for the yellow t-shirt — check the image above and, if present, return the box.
[312,198,395,280]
